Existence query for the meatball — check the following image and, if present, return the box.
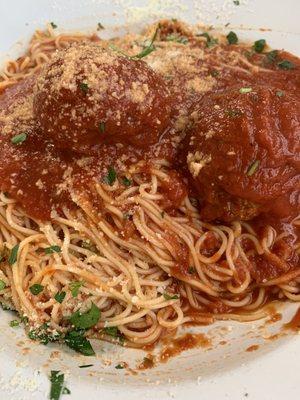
[182,86,300,222]
[33,42,174,152]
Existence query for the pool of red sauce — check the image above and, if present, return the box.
[137,332,212,370]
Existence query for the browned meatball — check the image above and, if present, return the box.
[181,85,300,222]
[33,43,174,152]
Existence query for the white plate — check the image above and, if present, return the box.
[0,1,299,399]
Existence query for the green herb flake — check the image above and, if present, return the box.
[277,60,294,70]
[79,364,94,368]
[244,49,255,59]
[62,387,71,395]
[225,109,242,118]
[11,133,27,145]
[28,323,61,345]
[29,284,44,296]
[246,160,260,176]
[122,177,132,187]
[81,241,98,253]
[45,245,61,255]
[115,364,125,369]
[188,266,196,274]
[166,34,189,44]
[55,291,66,304]
[8,244,19,265]
[239,87,252,94]
[64,329,95,356]
[233,0,240,5]
[104,167,117,186]
[50,22,57,29]
[49,370,70,400]
[131,25,160,59]
[79,82,89,93]
[97,22,104,30]
[210,69,220,77]
[276,90,284,97]
[69,303,101,329]
[103,326,125,343]
[226,31,238,45]
[99,122,106,133]
[266,50,278,63]
[0,280,6,290]
[69,281,84,298]
[253,39,266,53]
[161,211,165,218]
[20,315,29,324]
[198,32,218,48]
[163,293,179,300]
[10,319,20,328]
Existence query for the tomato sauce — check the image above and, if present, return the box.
[0,24,299,282]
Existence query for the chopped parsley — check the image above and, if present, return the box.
[226,31,238,45]
[115,364,125,369]
[210,69,220,77]
[45,245,61,255]
[104,326,125,343]
[9,319,20,328]
[79,364,94,368]
[161,211,165,218]
[166,33,189,44]
[104,167,117,186]
[244,49,255,59]
[8,244,19,265]
[11,133,27,145]
[122,177,132,187]
[50,22,58,29]
[198,32,218,48]
[188,266,196,274]
[277,60,294,70]
[49,371,70,400]
[110,25,160,60]
[64,329,95,356]
[239,87,252,94]
[266,50,278,63]
[233,0,240,4]
[69,281,84,298]
[81,240,98,253]
[20,315,29,324]
[225,109,242,118]
[99,122,106,133]
[0,249,4,263]
[69,303,101,329]
[276,90,284,97]
[54,291,66,304]
[132,25,160,59]
[79,82,89,93]
[29,284,44,295]
[0,280,6,290]
[246,160,260,176]
[28,323,61,345]
[253,39,266,53]
[97,22,104,30]
[163,293,179,300]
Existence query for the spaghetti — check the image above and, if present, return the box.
[0,21,299,353]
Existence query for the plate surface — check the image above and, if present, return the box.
[0,1,299,399]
